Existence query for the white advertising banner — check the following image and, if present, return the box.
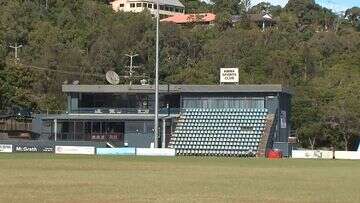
[136,148,176,156]
[220,68,239,83]
[335,151,360,160]
[0,144,13,153]
[55,146,95,155]
[292,150,333,159]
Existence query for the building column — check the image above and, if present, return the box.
[54,119,57,141]
[73,121,76,141]
[162,119,166,148]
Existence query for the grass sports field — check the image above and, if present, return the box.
[0,154,359,203]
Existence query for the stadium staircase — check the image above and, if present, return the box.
[256,114,276,157]
[169,108,274,157]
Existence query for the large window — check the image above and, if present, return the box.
[183,97,265,109]
[130,3,135,7]
[136,3,141,7]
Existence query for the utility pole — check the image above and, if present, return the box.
[125,53,139,85]
[9,43,23,62]
[154,0,160,148]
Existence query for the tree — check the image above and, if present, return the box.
[345,7,360,30]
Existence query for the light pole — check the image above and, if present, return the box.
[154,0,160,148]
[125,53,139,85]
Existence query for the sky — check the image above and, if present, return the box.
[251,0,360,12]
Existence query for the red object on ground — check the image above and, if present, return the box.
[267,149,283,159]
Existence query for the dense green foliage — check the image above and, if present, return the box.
[0,0,359,150]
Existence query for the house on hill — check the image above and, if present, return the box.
[232,13,279,31]
[110,0,185,16]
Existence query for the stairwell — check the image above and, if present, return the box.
[257,114,275,157]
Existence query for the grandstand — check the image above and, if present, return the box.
[33,84,291,157]
[170,108,273,156]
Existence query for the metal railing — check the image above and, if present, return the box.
[69,108,180,115]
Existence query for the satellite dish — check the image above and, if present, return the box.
[106,71,120,85]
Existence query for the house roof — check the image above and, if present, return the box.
[62,84,292,94]
[161,13,216,24]
[112,0,185,7]
[231,14,278,23]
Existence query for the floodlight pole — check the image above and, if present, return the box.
[125,53,139,85]
[154,0,160,148]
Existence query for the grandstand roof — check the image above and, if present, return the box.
[62,84,292,94]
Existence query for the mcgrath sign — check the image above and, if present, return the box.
[220,68,239,83]
[14,144,54,153]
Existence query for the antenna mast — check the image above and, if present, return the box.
[125,53,140,85]
[9,43,23,62]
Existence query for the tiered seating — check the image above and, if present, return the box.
[169,108,268,156]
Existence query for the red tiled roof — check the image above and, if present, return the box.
[161,13,216,24]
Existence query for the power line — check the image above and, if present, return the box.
[21,64,105,78]
[19,64,147,79]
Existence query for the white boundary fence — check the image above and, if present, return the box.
[335,151,360,160]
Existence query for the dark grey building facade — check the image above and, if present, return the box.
[40,84,292,153]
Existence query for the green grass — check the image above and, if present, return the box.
[0,154,359,203]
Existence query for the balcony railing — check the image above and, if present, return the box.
[69,108,180,115]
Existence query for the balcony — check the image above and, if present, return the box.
[69,108,180,115]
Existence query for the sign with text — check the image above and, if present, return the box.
[97,148,136,156]
[14,144,54,153]
[292,150,333,159]
[220,68,239,83]
[136,148,176,156]
[55,146,95,155]
[280,110,287,129]
[0,144,13,153]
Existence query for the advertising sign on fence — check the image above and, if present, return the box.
[292,150,333,159]
[96,148,136,156]
[14,144,54,153]
[136,148,175,156]
[0,144,13,153]
[55,146,95,155]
